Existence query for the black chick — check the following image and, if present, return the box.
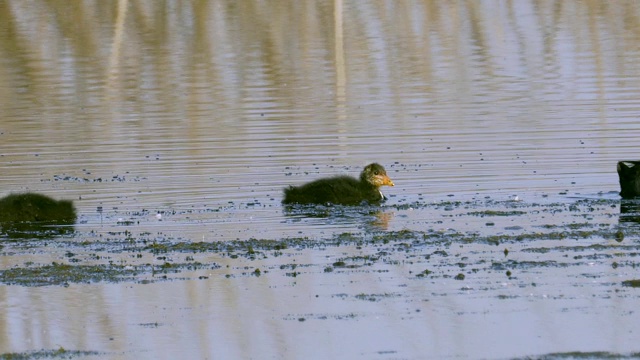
[0,192,76,223]
[282,163,394,205]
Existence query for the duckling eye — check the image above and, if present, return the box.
[373,170,379,175]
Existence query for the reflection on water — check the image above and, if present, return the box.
[2,0,640,358]
[620,200,640,224]
[283,205,394,231]
[0,223,75,240]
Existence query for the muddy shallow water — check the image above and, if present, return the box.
[2,198,640,359]
[2,1,640,359]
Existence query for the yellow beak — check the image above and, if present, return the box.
[380,175,394,187]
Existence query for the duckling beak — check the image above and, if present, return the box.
[380,175,394,187]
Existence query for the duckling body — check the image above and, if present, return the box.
[618,161,640,199]
[282,163,394,205]
[0,193,76,225]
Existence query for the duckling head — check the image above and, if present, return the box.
[361,163,394,188]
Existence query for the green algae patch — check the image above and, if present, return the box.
[0,261,219,287]
[530,352,640,359]
[416,269,433,278]
[491,260,569,271]
[621,279,640,288]
[354,293,401,302]
[145,238,292,255]
[141,231,438,258]
[466,210,527,217]
[0,348,102,359]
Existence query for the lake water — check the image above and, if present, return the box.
[2,1,640,359]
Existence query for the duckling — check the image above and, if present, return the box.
[618,161,640,199]
[282,163,394,205]
[0,193,77,237]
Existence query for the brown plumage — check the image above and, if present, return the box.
[282,163,394,205]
